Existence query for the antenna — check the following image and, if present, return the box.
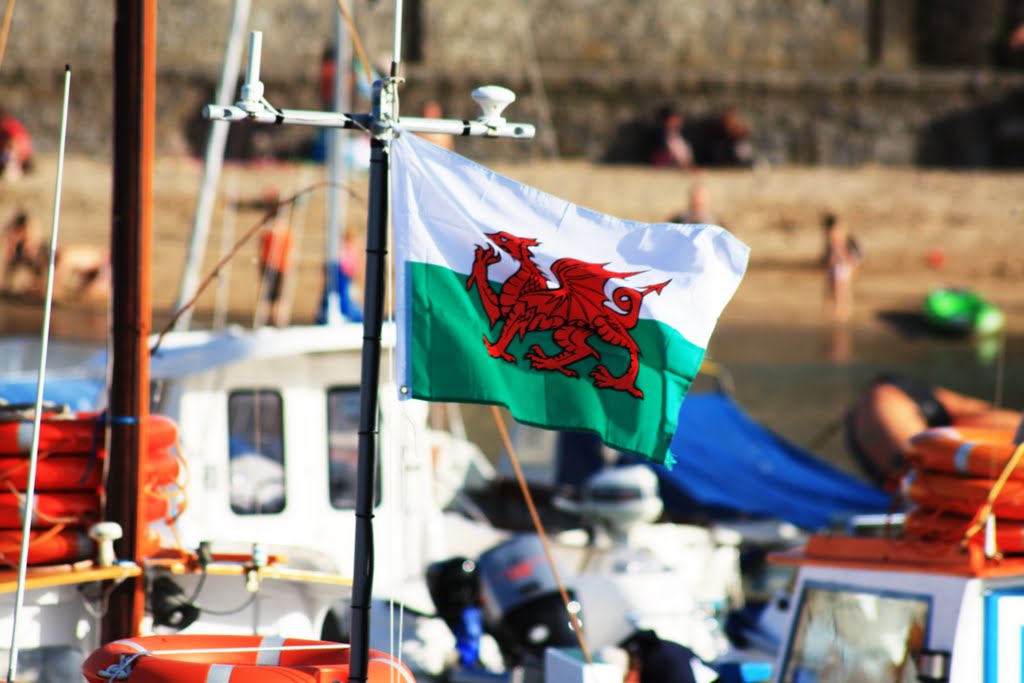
[237,30,265,113]
[203,28,535,683]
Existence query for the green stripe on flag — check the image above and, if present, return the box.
[405,263,706,466]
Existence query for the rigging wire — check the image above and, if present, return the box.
[335,0,374,90]
[489,404,593,665]
[0,0,14,71]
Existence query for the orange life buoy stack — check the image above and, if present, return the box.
[82,634,416,683]
[902,426,1024,553]
[0,407,187,567]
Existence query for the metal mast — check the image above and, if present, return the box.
[104,0,156,641]
[205,20,534,681]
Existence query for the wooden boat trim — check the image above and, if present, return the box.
[0,562,141,593]
[144,557,352,586]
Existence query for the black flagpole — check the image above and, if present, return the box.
[348,81,391,683]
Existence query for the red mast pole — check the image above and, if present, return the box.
[103,0,155,641]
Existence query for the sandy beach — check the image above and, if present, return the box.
[1,152,1022,340]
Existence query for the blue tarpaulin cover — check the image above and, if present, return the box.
[0,377,105,413]
[621,393,893,531]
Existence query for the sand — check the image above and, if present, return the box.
[1,152,1022,340]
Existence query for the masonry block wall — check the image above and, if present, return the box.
[3,0,1024,165]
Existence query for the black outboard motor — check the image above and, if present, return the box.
[426,556,484,670]
[476,534,582,671]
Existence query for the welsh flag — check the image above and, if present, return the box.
[392,132,749,466]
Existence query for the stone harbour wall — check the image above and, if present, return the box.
[3,1,1024,165]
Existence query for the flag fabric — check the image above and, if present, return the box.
[391,131,749,467]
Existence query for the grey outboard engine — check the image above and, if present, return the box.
[476,534,582,677]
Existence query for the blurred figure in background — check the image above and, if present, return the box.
[319,43,337,109]
[708,107,756,167]
[669,183,722,226]
[821,211,862,322]
[417,100,455,151]
[649,105,695,169]
[0,109,34,180]
[2,210,42,293]
[253,189,294,325]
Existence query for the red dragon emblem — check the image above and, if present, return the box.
[465,230,669,398]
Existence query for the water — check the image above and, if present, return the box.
[706,322,1023,475]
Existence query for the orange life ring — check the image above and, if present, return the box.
[0,490,176,529]
[82,635,415,683]
[907,427,1021,479]
[0,528,94,566]
[0,413,179,455]
[0,447,179,491]
[904,509,1024,553]
[0,491,101,528]
[0,454,103,490]
[903,470,1024,520]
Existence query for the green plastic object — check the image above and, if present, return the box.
[923,288,1005,336]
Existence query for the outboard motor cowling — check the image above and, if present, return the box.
[476,534,581,664]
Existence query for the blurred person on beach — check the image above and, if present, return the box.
[55,245,111,303]
[0,109,34,181]
[2,210,43,293]
[669,183,723,226]
[821,211,862,322]
[255,190,294,325]
[417,100,455,151]
[319,43,337,110]
[317,234,364,324]
[649,105,695,169]
[707,107,756,167]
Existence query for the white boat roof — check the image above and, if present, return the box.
[91,323,397,381]
[2,323,392,408]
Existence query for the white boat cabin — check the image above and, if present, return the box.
[143,323,500,628]
[768,532,1024,683]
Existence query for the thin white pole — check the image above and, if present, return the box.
[6,64,72,683]
[391,0,403,72]
[174,0,251,330]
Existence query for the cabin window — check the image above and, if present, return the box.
[227,390,286,515]
[327,387,379,508]
[781,583,930,683]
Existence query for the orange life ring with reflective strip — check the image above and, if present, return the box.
[904,509,1024,553]
[0,528,94,565]
[906,427,1020,479]
[82,635,415,683]
[0,413,179,455]
[903,470,1024,520]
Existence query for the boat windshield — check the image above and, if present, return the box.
[781,583,929,683]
